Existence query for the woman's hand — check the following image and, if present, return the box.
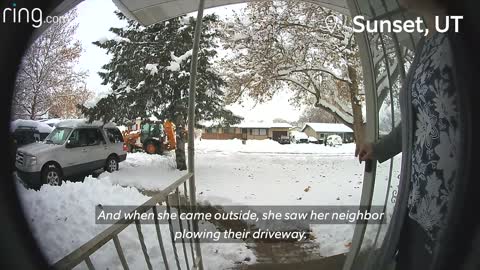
[355,142,375,163]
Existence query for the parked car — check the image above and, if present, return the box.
[15,120,127,188]
[290,131,309,144]
[308,136,320,144]
[278,135,290,144]
[11,119,54,156]
[326,135,343,147]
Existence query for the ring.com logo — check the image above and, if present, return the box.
[2,2,67,28]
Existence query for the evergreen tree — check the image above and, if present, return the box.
[81,12,241,170]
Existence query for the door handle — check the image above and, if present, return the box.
[81,149,88,152]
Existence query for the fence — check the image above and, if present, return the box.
[52,173,203,270]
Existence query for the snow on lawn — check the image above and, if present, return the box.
[193,139,364,257]
[16,177,254,269]
[16,139,387,268]
[100,152,185,191]
[93,139,365,257]
[194,140,361,206]
[196,138,355,155]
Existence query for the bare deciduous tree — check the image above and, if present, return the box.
[220,1,367,141]
[297,106,337,127]
[49,84,93,118]
[12,9,86,120]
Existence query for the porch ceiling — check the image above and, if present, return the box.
[112,0,350,26]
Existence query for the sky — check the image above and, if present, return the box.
[74,0,303,123]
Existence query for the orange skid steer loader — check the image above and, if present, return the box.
[122,119,176,155]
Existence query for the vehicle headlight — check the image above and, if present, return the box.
[24,155,37,166]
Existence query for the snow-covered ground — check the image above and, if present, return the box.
[16,139,392,269]
[17,177,255,270]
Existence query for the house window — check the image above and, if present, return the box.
[252,128,267,136]
[208,128,218,133]
[224,127,235,134]
[320,133,325,138]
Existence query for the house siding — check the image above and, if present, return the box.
[202,126,291,140]
[301,124,355,143]
[303,126,317,138]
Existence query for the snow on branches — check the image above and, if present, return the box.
[219,0,365,137]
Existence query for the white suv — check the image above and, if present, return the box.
[15,120,127,188]
[326,135,343,147]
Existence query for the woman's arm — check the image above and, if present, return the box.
[372,124,402,163]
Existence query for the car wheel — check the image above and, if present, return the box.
[105,156,119,173]
[41,164,62,186]
[144,141,158,154]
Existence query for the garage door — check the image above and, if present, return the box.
[272,131,287,141]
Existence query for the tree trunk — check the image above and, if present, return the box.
[174,116,187,171]
[30,94,37,120]
[347,65,366,143]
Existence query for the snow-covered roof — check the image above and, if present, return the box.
[56,119,117,129]
[199,120,292,129]
[233,122,292,129]
[302,123,353,133]
[10,119,54,133]
[39,118,63,126]
[290,130,309,139]
[197,120,222,128]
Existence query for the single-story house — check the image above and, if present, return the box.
[301,123,354,143]
[201,122,292,141]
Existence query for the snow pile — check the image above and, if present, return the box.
[17,178,148,263]
[100,153,184,191]
[17,177,255,269]
[11,119,53,133]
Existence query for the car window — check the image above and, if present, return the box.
[105,128,124,143]
[68,129,87,147]
[45,128,72,145]
[67,128,105,147]
[86,128,106,146]
[141,123,150,134]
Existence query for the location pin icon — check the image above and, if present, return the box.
[325,15,338,34]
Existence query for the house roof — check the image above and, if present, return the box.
[233,122,292,129]
[302,123,353,133]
